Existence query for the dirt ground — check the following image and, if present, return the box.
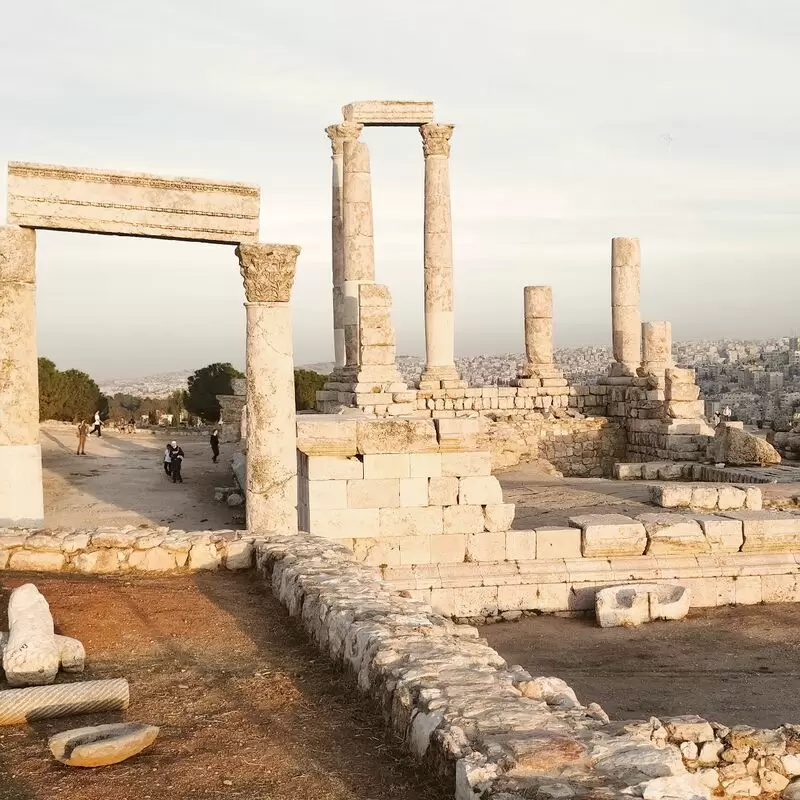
[482,604,800,729]
[40,424,243,530]
[0,572,449,800]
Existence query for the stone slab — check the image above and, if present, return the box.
[297,416,357,456]
[356,418,438,454]
[569,514,647,557]
[0,445,44,527]
[342,100,435,126]
[719,511,800,552]
[7,162,259,243]
[636,513,710,555]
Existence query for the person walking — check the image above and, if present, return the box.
[76,420,88,455]
[210,429,220,463]
[163,443,173,477]
[170,440,185,483]
[90,410,103,437]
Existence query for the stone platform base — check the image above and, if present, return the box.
[0,444,44,527]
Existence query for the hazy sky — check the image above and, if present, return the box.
[1,1,799,379]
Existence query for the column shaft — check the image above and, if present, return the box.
[420,123,460,385]
[326,123,362,370]
[642,321,672,372]
[523,286,554,366]
[0,226,44,527]
[611,237,641,372]
[341,139,375,370]
[237,243,301,534]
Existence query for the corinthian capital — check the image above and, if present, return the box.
[420,123,454,158]
[325,123,364,156]
[236,243,301,303]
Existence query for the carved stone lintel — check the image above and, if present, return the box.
[325,123,364,156]
[420,123,454,158]
[236,243,300,303]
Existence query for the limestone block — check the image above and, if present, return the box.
[595,583,690,627]
[720,512,800,552]
[350,537,401,567]
[506,530,537,561]
[570,514,647,557]
[691,516,744,553]
[361,327,396,346]
[363,453,410,479]
[466,532,506,561]
[49,722,159,767]
[458,476,503,505]
[347,478,400,509]
[762,574,800,604]
[25,534,64,552]
[428,476,459,506]
[691,486,719,511]
[309,508,379,539]
[224,540,253,570]
[666,383,700,402]
[7,162,259,243]
[360,345,396,366]
[614,463,643,480]
[497,583,569,612]
[128,547,177,572]
[745,487,762,510]
[297,416,357,456]
[90,530,138,548]
[8,551,65,572]
[709,425,781,466]
[307,480,348,510]
[72,550,123,574]
[536,527,582,559]
[188,541,222,570]
[734,575,762,605]
[398,535,432,565]
[435,417,481,451]
[440,451,492,477]
[62,533,91,553]
[666,400,705,419]
[409,453,442,478]
[399,478,429,507]
[379,507,442,537]
[484,504,515,532]
[666,368,696,384]
[430,533,467,563]
[443,505,486,534]
[651,483,693,509]
[358,283,392,306]
[637,513,710,555]
[3,584,59,687]
[342,100,434,125]
[305,455,363,481]
[717,486,747,511]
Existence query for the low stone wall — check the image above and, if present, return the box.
[614,461,775,485]
[486,415,625,475]
[651,483,762,511]
[0,527,253,572]
[254,531,800,800]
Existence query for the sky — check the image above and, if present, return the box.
[1,1,799,379]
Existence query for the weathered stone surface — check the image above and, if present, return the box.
[637,513,710,555]
[72,550,122,574]
[709,425,781,466]
[664,716,716,744]
[570,514,647,557]
[691,516,743,553]
[2,584,59,687]
[8,162,258,243]
[49,722,159,767]
[651,483,693,509]
[642,773,710,800]
[127,547,176,572]
[484,504,515,532]
[356,418,438,454]
[296,416,357,456]
[720,512,800,552]
[8,550,65,572]
[595,583,690,627]
[716,486,747,511]
[342,100,434,125]
[458,476,503,506]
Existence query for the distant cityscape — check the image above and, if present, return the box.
[100,336,800,430]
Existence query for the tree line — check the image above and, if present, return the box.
[38,359,328,423]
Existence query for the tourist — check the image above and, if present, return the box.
[163,443,173,477]
[170,440,185,484]
[76,420,88,455]
[210,429,220,463]
[90,410,103,437]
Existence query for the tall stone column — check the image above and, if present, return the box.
[236,243,301,534]
[420,123,460,387]
[641,321,672,373]
[326,123,363,371]
[341,136,375,372]
[611,237,641,375]
[0,226,44,528]
[523,286,554,370]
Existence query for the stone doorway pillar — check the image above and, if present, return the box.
[420,123,460,387]
[0,226,44,527]
[326,123,363,370]
[236,243,301,534]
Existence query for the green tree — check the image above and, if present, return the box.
[294,369,327,411]
[37,358,102,422]
[185,362,244,423]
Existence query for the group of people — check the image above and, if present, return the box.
[162,430,220,484]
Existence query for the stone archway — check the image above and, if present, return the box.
[0,161,300,533]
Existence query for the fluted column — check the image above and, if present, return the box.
[611,237,641,375]
[236,243,301,534]
[341,136,374,371]
[420,123,460,386]
[0,226,44,527]
[326,123,363,370]
[641,321,672,374]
